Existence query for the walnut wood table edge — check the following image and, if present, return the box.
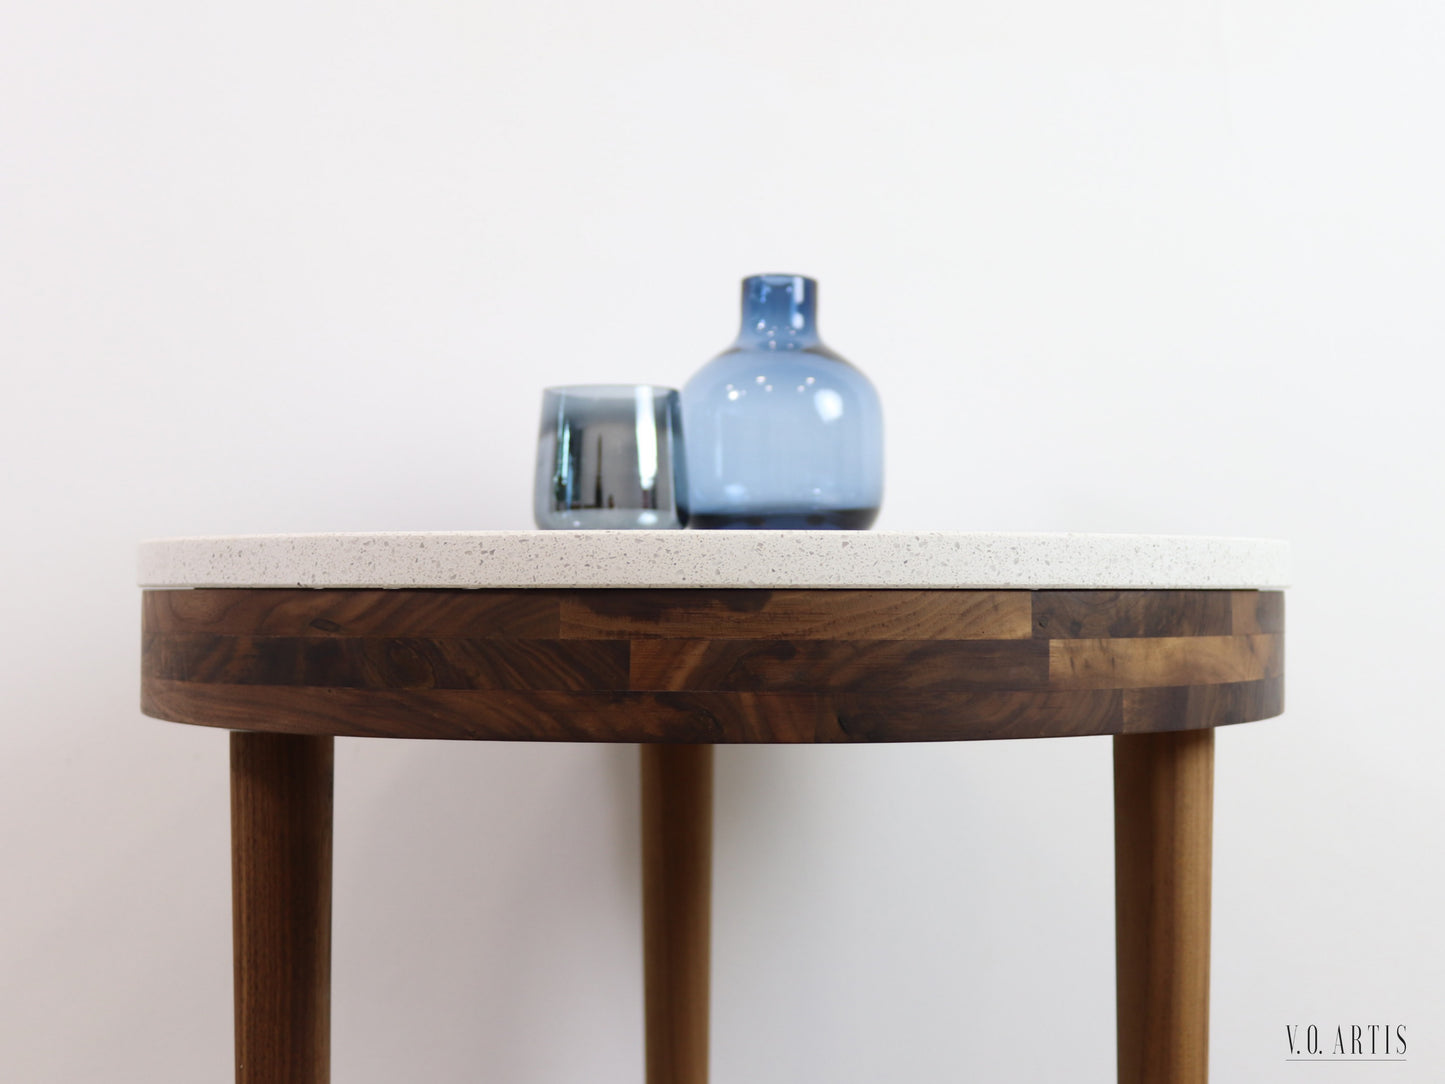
[140,587,1285,743]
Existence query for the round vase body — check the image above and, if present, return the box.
[682,275,883,529]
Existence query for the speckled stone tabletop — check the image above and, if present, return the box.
[137,532,1291,590]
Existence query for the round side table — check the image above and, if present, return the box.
[138,531,1289,1084]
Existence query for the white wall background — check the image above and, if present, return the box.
[2,0,1442,1080]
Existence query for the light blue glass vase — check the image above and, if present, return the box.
[682,274,883,529]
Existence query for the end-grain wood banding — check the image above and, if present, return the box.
[141,589,1285,742]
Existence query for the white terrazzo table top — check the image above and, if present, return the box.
[137,532,1290,590]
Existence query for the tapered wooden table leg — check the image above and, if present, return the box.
[641,744,714,1084]
[1114,729,1214,1084]
[230,732,334,1084]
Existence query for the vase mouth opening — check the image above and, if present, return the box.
[738,274,820,340]
[743,273,815,289]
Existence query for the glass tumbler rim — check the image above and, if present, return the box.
[542,383,679,399]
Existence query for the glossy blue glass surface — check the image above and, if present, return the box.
[681,275,883,528]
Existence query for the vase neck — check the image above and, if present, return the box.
[734,274,820,348]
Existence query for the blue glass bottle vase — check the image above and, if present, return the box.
[681,274,883,528]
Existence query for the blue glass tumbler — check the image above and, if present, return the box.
[533,385,688,529]
[681,275,883,528]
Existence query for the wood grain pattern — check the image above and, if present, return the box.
[146,588,561,639]
[148,588,1035,641]
[1114,729,1213,1084]
[1231,589,1285,635]
[141,589,1286,742]
[642,745,713,1084]
[1122,678,1284,735]
[629,639,1048,692]
[561,589,1032,640]
[1033,590,1233,639]
[1050,633,1283,690]
[141,677,1285,744]
[148,634,630,691]
[230,732,332,1084]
